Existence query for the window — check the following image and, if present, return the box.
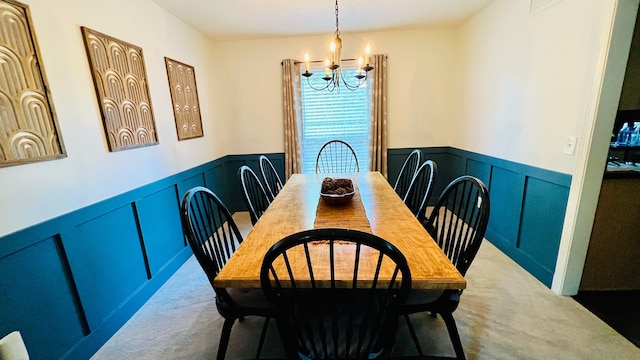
[300,66,371,173]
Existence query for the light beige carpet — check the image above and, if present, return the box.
[91,212,640,359]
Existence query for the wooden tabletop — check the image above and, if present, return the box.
[214,172,465,289]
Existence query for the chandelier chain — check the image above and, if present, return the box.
[335,0,340,36]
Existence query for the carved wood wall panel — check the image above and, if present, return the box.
[81,27,158,151]
[164,57,203,140]
[0,0,66,167]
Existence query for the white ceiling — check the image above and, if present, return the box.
[150,0,496,41]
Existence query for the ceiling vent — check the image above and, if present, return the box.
[529,0,562,15]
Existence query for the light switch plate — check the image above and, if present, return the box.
[563,136,577,155]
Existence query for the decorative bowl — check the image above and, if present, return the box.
[320,178,355,205]
[320,191,355,205]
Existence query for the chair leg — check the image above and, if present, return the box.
[255,317,270,359]
[403,314,424,357]
[217,318,235,360]
[441,312,466,360]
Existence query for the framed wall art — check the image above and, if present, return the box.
[0,0,66,167]
[165,57,203,140]
[81,26,158,151]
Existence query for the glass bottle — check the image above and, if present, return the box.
[631,122,640,146]
[617,122,629,145]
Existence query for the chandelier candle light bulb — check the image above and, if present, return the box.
[329,38,341,70]
[330,40,336,65]
[304,52,310,73]
[365,43,371,66]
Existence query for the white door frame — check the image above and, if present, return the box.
[552,0,639,295]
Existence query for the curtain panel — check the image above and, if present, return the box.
[369,54,388,178]
[282,59,303,179]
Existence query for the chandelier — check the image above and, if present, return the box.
[302,0,373,92]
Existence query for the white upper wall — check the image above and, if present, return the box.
[213,27,462,155]
[0,0,622,239]
[0,0,227,237]
[456,0,620,174]
[3,0,464,237]
[215,0,619,176]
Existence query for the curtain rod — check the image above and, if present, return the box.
[280,55,387,66]
[281,58,358,65]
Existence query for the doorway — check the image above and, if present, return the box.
[571,0,640,349]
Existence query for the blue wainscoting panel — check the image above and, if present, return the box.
[465,158,492,187]
[226,157,253,212]
[204,162,226,201]
[136,185,185,276]
[487,166,525,247]
[225,154,271,212]
[0,236,86,360]
[67,204,148,331]
[178,172,206,199]
[424,147,465,200]
[518,177,570,284]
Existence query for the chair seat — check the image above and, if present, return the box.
[224,288,274,309]
[404,289,444,306]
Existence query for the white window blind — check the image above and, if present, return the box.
[300,67,371,173]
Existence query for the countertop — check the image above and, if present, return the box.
[605,162,640,179]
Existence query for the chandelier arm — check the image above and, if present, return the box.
[337,69,367,91]
[304,76,333,91]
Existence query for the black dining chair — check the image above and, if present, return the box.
[260,228,412,360]
[400,175,490,360]
[259,155,284,201]
[315,139,360,173]
[238,165,271,225]
[180,186,274,360]
[393,149,422,199]
[402,160,437,223]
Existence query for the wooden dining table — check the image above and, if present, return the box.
[214,171,465,290]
